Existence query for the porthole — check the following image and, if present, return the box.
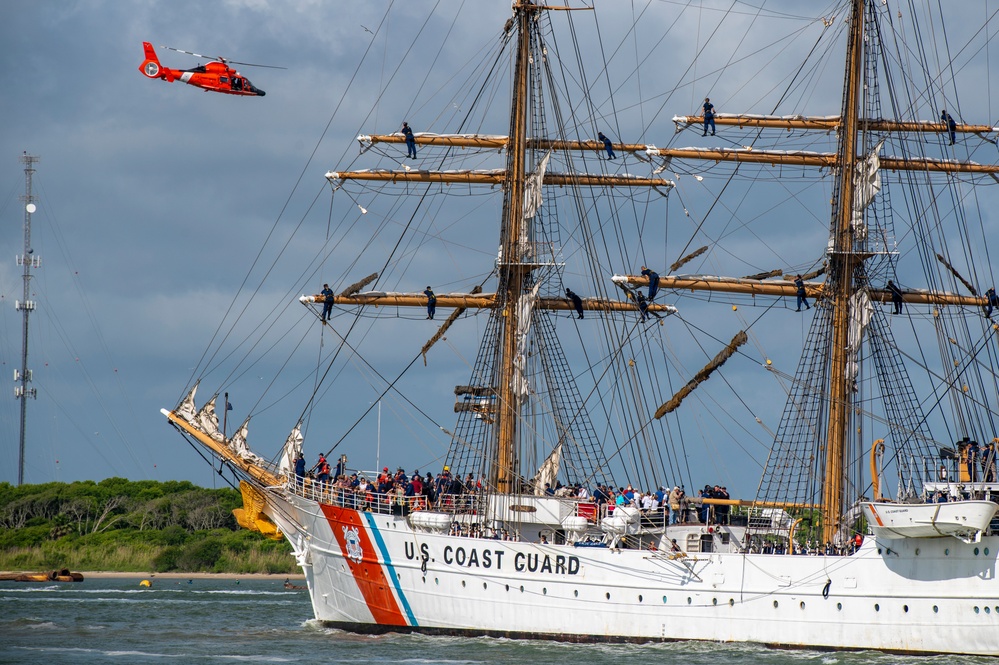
[662,595,668,603]
[836,602,842,611]
[877,548,882,555]
[543,587,548,595]
[689,597,693,605]
[606,592,611,600]
[713,598,718,606]
[874,603,880,612]
[520,586,524,593]
[483,582,488,590]
[422,576,426,583]
[773,600,779,609]
[915,548,920,555]
[800,601,805,610]
[461,580,466,588]
[933,605,939,613]
[975,606,981,614]
[638,595,643,603]
[986,606,991,614]
[975,547,981,556]
[505,584,509,591]
[945,548,950,556]
[574,590,579,597]
[985,548,990,556]
[435,578,439,585]
[397,573,401,580]
[729,599,734,607]
[903,605,909,613]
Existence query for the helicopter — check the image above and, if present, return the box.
[138,42,283,97]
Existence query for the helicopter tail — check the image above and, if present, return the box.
[139,42,174,82]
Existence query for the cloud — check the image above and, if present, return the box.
[2,0,997,503]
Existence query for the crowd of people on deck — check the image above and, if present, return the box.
[293,453,484,513]
[290,454,884,556]
[293,451,746,526]
[952,437,998,483]
[539,481,735,526]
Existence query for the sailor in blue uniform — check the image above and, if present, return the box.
[636,291,650,321]
[941,110,957,145]
[598,132,615,159]
[424,286,436,319]
[294,453,306,489]
[565,288,584,319]
[320,283,334,322]
[402,121,417,158]
[886,280,904,315]
[967,438,980,482]
[794,275,810,311]
[702,98,716,136]
[641,266,660,301]
[985,287,998,318]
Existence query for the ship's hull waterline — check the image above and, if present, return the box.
[271,492,999,656]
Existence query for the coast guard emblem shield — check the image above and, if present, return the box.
[342,525,363,563]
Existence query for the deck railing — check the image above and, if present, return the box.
[287,477,480,515]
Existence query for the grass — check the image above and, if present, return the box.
[0,541,297,574]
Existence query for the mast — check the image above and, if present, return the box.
[493,2,535,493]
[15,152,40,487]
[822,0,865,543]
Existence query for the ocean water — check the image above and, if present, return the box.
[0,577,987,664]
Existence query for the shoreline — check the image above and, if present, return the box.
[83,571,306,580]
[2,571,305,581]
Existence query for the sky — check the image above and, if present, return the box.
[1,0,998,496]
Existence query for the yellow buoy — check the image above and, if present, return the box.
[140,579,152,587]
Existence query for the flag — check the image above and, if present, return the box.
[226,401,233,411]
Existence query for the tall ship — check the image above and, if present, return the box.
[164,0,999,654]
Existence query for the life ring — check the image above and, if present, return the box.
[939,465,948,481]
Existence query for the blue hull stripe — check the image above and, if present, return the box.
[362,512,418,626]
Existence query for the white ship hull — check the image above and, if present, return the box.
[270,492,999,655]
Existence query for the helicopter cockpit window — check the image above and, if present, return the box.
[220,76,229,84]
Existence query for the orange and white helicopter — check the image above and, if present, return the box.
[138,42,283,97]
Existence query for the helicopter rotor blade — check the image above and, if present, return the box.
[160,46,285,70]
[162,46,220,61]
[224,60,287,70]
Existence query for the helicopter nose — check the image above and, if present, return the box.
[257,89,266,97]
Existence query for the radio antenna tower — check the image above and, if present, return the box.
[15,152,40,486]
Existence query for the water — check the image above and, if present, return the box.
[0,577,988,664]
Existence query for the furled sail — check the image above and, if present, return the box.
[177,383,198,422]
[523,150,552,220]
[513,283,542,398]
[278,424,304,475]
[851,140,883,242]
[195,396,224,442]
[845,290,874,388]
[533,442,562,496]
[228,418,264,465]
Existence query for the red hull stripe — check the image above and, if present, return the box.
[320,504,408,626]
[362,511,417,625]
